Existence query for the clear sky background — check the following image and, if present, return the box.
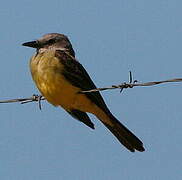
[0,0,182,179]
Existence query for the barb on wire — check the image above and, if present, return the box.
[0,94,45,110]
[81,72,182,93]
[0,72,182,109]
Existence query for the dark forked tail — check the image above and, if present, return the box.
[98,112,145,152]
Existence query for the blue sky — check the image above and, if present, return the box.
[0,0,182,179]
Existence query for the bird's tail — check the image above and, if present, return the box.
[96,111,145,152]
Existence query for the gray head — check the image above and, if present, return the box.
[22,33,75,57]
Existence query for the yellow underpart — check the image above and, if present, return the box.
[29,51,100,114]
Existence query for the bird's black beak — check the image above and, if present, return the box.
[22,40,40,48]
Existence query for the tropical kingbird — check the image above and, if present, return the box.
[22,33,145,152]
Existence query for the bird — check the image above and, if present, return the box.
[22,33,145,152]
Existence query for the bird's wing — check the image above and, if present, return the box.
[66,109,94,129]
[55,50,110,114]
[55,50,145,152]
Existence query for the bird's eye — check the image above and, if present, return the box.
[47,39,56,44]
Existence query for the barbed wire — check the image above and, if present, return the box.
[0,94,45,110]
[81,78,182,93]
[0,72,182,110]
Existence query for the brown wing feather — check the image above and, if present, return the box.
[66,109,95,129]
[55,50,110,114]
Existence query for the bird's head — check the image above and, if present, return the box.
[22,33,75,57]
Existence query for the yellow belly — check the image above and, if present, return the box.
[29,51,95,113]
